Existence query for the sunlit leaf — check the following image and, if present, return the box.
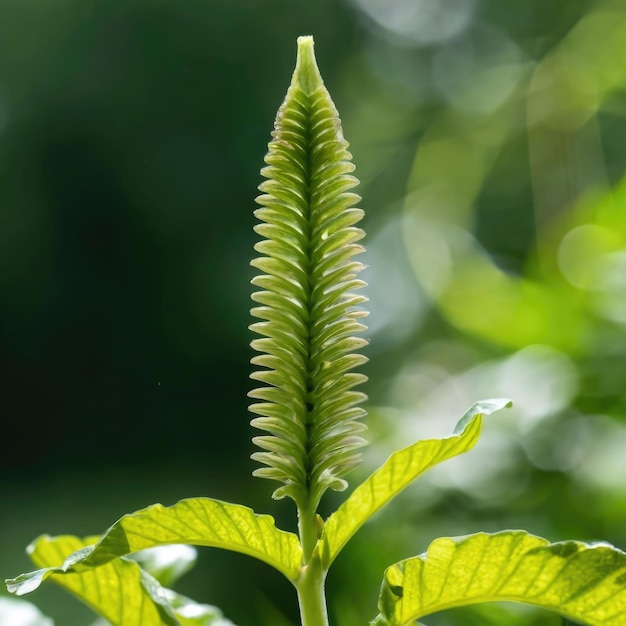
[88,591,234,626]
[8,535,236,626]
[7,498,302,589]
[0,596,54,626]
[8,534,180,626]
[321,399,511,566]
[371,531,626,625]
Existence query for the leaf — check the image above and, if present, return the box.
[0,596,54,626]
[6,497,302,591]
[249,35,368,510]
[88,592,234,626]
[8,535,236,626]
[321,399,511,566]
[371,531,626,625]
[7,534,180,626]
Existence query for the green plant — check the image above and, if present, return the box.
[5,35,626,626]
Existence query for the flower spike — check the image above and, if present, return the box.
[249,36,368,510]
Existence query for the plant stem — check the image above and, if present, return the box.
[298,502,319,562]
[296,551,330,626]
[297,501,330,625]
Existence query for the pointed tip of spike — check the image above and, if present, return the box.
[293,35,324,95]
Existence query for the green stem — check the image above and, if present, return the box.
[297,500,329,626]
[298,502,319,562]
[296,551,330,626]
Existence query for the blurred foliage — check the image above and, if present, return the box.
[1,0,626,625]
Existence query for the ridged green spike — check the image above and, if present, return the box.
[249,36,368,510]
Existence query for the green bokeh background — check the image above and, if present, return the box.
[1,0,626,624]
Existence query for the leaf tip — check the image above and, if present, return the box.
[5,571,45,596]
[454,397,512,434]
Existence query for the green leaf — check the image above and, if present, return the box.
[7,534,180,626]
[88,591,234,626]
[371,531,626,625]
[0,596,54,626]
[8,535,236,626]
[249,35,368,510]
[321,399,511,566]
[6,497,302,589]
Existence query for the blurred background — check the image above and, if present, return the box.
[1,0,626,624]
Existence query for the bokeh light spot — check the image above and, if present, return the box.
[353,0,475,46]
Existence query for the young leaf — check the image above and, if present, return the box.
[249,35,368,510]
[7,534,180,626]
[371,530,626,625]
[321,399,511,567]
[6,498,302,588]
